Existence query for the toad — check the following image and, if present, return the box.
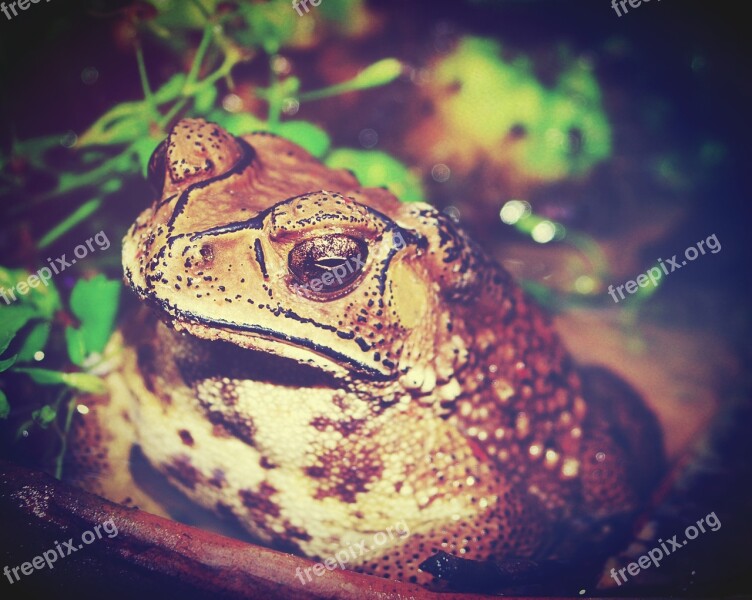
[71,118,663,589]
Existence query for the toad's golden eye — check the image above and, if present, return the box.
[288,234,368,293]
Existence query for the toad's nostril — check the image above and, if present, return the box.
[200,244,214,262]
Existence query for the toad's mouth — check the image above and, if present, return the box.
[166,304,393,380]
[156,315,387,391]
[174,333,344,390]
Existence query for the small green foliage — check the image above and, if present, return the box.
[326,149,426,203]
[431,36,612,180]
[69,275,121,357]
[14,368,108,395]
[1,0,405,479]
[17,323,51,363]
[0,391,9,419]
[31,404,57,429]
[299,58,402,101]
[0,273,119,471]
[237,1,299,55]
[0,355,18,372]
[206,110,266,135]
[275,121,331,157]
[64,327,87,367]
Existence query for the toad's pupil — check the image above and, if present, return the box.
[316,257,350,269]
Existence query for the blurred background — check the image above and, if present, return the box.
[0,0,750,596]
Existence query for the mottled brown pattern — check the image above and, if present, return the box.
[178,429,194,446]
[107,118,664,585]
[239,483,281,518]
[164,456,199,490]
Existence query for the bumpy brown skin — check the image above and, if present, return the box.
[71,119,662,588]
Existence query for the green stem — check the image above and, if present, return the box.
[54,391,75,480]
[186,23,214,88]
[12,145,135,214]
[159,97,191,129]
[135,41,159,124]
[267,55,282,130]
[297,83,354,102]
[39,198,102,249]
[188,0,211,20]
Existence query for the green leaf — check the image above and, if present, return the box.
[69,276,120,355]
[38,198,103,249]
[32,404,57,428]
[147,0,217,30]
[299,59,402,101]
[65,327,87,367]
[154,73,187,103]
[99,116,150,146]
[26,274,61,319]
[350,58,403,89]
[79,101,144,146]
[17,322,51,363]
[206,110,265,135]
[325,149,425,202]
[0,304,39,355]
[14,368,107,394]
[59,372,107,394]
[0,354,17,372]
[0,390,9,419]
[194,85,218,113]
[275,121,330,157]
[240,2,298,55]
[101,179,123,194]
[14,367,67,385]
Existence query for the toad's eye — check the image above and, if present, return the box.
[147,139,167,196]
[288,235,368,294]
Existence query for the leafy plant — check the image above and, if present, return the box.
[0,0,420,478]
[0,268,119,477]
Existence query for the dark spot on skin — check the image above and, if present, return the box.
[208,469,226,488]
[260,456,277,469]
[239,483,280,517]
[164,456,199,490]
[310,416,365,438]
[305,466,326,478]
[178,429,194,446]
[285,524,312,542]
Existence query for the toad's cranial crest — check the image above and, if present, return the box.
[72,118,664,588]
